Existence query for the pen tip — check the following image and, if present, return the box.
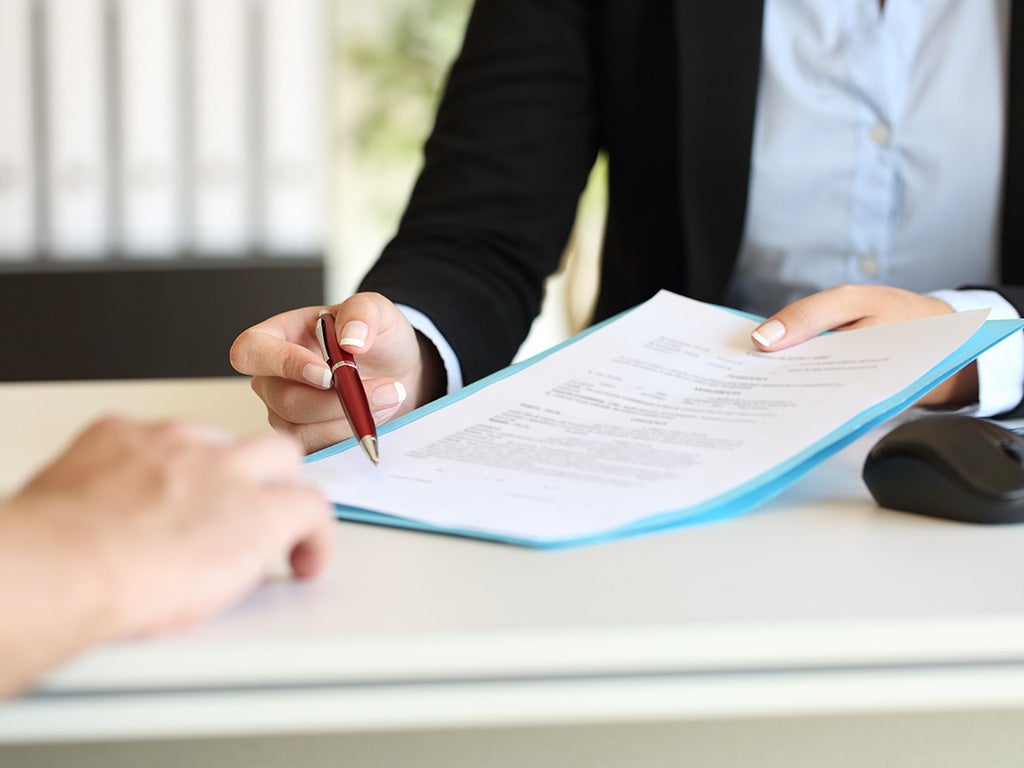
[360,435,380,466]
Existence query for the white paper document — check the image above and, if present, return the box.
[303,291,1019,547]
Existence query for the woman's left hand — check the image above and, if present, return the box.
[749,284,978,408]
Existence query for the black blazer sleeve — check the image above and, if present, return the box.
[358,0,601,385]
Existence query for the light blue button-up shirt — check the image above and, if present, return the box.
[728,0,1023,415]
[414,0,1024,415]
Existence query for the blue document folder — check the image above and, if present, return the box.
[306,299,1024,549]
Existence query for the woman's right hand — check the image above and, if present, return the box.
[230,292,446,453]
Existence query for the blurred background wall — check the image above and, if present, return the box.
[0,0,603,379]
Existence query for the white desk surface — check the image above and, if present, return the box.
[3,378,1024,745]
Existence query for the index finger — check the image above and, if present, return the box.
[230,308,332,389]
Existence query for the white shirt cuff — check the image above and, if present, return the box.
[930,289,1024,416]
[395,304,464,395]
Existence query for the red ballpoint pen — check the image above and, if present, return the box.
[315,310,379,465]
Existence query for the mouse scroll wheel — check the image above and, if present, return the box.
[998,438,1024,464]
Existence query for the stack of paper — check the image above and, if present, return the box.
[304,292,1024,548]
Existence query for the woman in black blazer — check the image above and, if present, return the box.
[232,0,1024,452]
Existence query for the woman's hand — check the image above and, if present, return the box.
[750,284,978,408]
[230,292,445,453]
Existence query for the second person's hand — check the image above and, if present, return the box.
[230,292,446,453]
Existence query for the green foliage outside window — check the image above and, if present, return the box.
[344,0,473,164]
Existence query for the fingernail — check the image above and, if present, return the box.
[371,381,407,410]
[339,320,368,348]
[303,364,332,389]
[752,319,786,347]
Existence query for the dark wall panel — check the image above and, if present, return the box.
[0,262,324,381]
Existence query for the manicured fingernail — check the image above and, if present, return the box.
[752,319,786,347]
[339,320,368,348]
[371,381,407,409]
[303,364,332,389]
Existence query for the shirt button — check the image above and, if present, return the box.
[859,255,880,277]
[869,122,892,146]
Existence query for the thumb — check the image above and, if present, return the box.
[750,289,857,351]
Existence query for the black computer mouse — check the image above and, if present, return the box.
[862,414,1024,524]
